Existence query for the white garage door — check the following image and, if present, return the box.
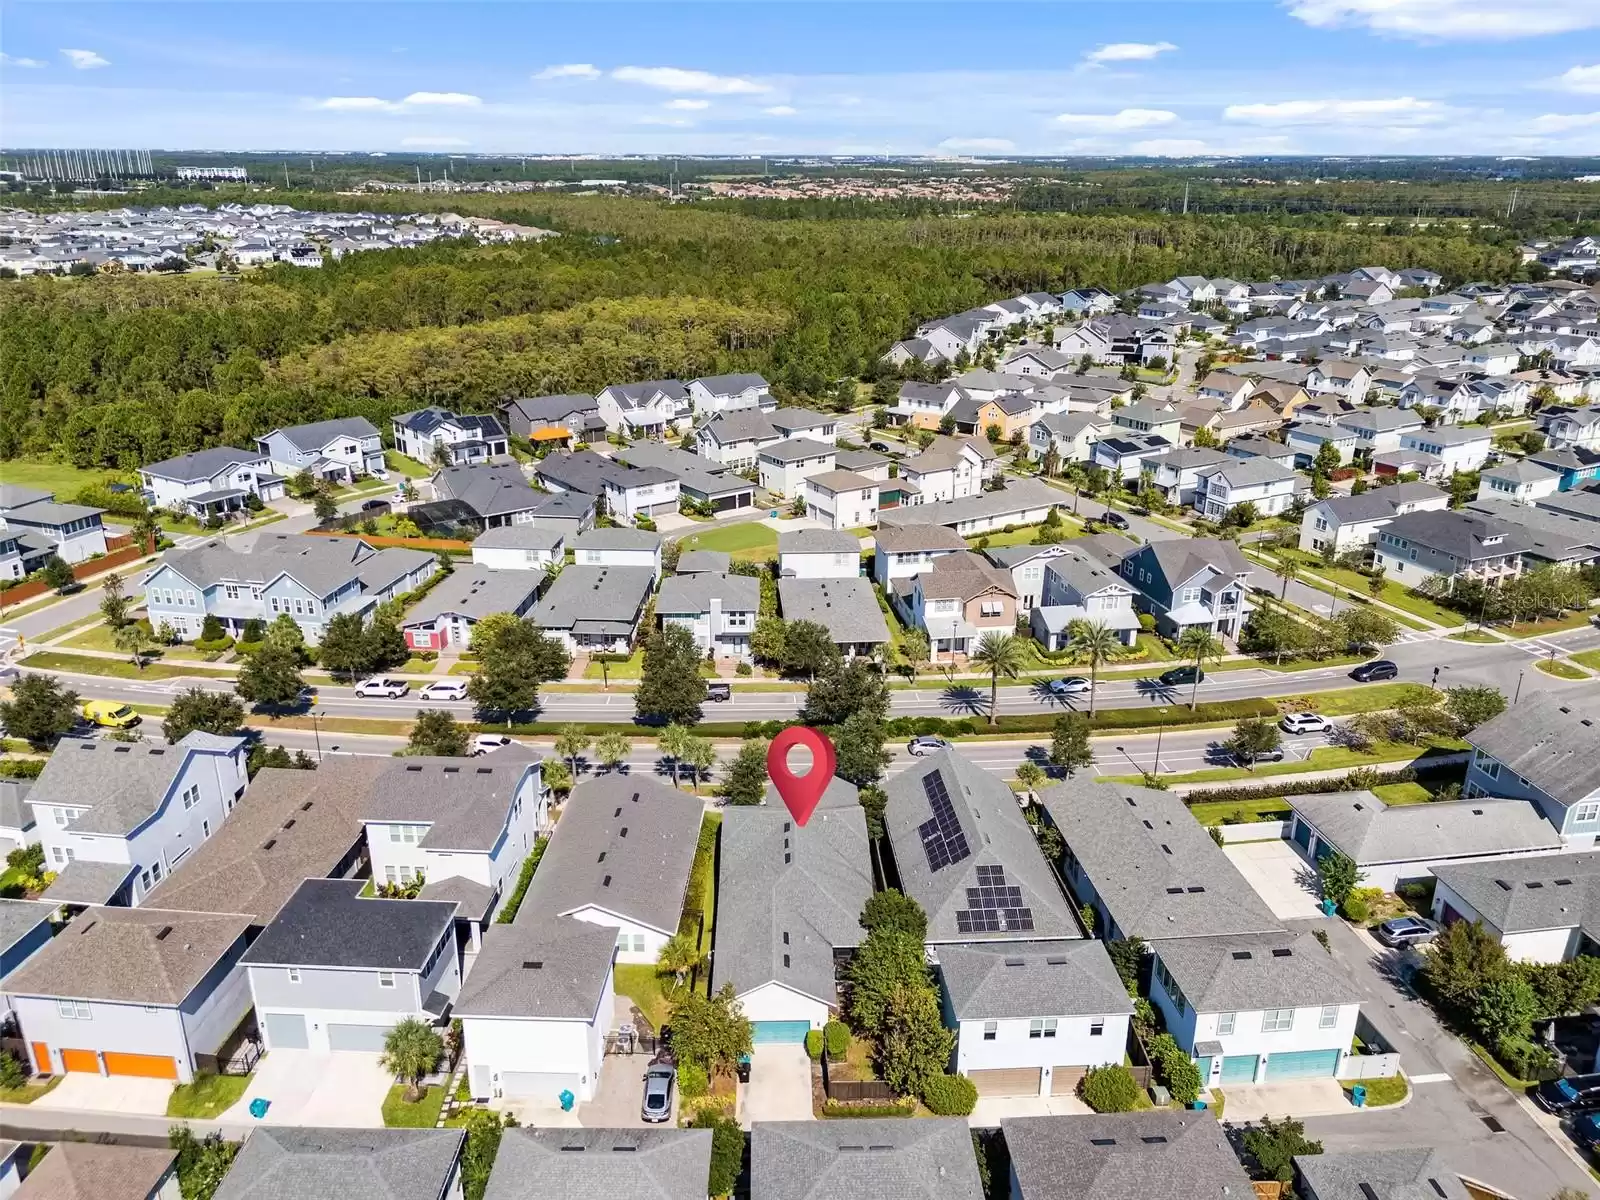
[969,1067,1042,1097]
[264,1012,309,1050]
[501,1070,582,1100]
[327,1023,391,1052]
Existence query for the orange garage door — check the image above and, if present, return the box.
[60,1048,99,1073]
[103,1052,178,1080]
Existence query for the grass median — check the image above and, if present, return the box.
[18,650,237,680]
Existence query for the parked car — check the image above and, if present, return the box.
[472,733,512,756]
[1374,916,1439,949]
[706,682,731,702]
[908,735,952,757]
[1350,660,1399,683]
[1537,1072,1600,1115]
[1571,1111,1600,1152]
[354,676,410,699]
[360,499,390,514]
[419,680,469,702]
[1279,712,1330,735]
[1101,511,1131,530]
[1158,665,1204,687]
[641,1063,676,1123]
[869,441,893,453]
[81,700,140,729]
[1234,745,1285,765]
[1046,676,1092,697]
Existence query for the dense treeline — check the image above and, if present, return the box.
[0,194,1533,468]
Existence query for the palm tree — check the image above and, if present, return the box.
[380,1017,444,1102]
[657,723,689,785]
[1066,620,1123,717]
[595,731,631,773]
[681,736,716,793]
[112,622,149,671]
[1274,557,1301,601]
[554,724,590,779]
[657,931,704,994]
[971,632,1028,728]
[1175,627,1225,711]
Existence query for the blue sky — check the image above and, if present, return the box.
[3,1,1599,156]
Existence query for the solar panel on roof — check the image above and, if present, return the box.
[955,864,1034,933]
[917,770,971,872]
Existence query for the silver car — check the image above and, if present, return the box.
[1047,676,1092,697]
[641,1063,676,1123]
[908,736,952,757]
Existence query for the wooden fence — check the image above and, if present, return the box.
[0,538,154,611]
[820,1052,897,1102]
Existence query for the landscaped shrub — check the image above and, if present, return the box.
[824,1020,850,1059]
[0,1050,26,1090]
[677,1060,710,1099]
[1494,1035,1559,1083]
[804,1030,823,1061]
[921,1073,978,1116]
[1396,879,1435,908]
[194,636,235,654]
[1341,886,1383,924]
[821,1098,916,1118]
[1183,763,1461,808]
[1079,1064,1141,1113]
[1146,1034,1202,1105]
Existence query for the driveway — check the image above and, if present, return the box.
[1219,1079,1354,1124]
[221,1050,391,1128]
[578,1052,658,1128]
[33,1074,173,1115]
[969,1091,1090,1127]
[741,1045,813,1127]
[1224,838,1326,920]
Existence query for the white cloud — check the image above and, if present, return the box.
[1286,0,1600,39]
[1132,139,1215,156]
[1,53,46,68]
[611,66,767,94]
[1224,97,1437,124]
[1085,41,1177,63]
[666,98,710,111]
[1553,65,1600,94]
[401,136,470,147]
[637,115,693,127]
[937,137,1016,153]
[1054,108,1177,130]
[401,91,481,107]
[763,105,797,116]
[317,96,397,111]
[1530,112,1600,133]
[60,48,109,69]
[534,63,601,80]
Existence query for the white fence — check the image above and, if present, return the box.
[1338,1053,1401,1081]
[1212,820,1289,844]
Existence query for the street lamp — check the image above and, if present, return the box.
[1514,668,1526,705]
[310,708,325,763]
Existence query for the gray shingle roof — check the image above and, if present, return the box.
[1383,509,1530,563]
[937,939,1132,1020]
[1294,1148,1471,1200]
[1289,792,1560,865]
[241,878,457,971]
[38,861,137,906]
[695,372,769,394]
[17,1141,178,1200]
[770,408,836,433]
[454,915,617,1020]
[1462,498,1600,563]
[1432,849,1600,935]
[714,782,872,1006]
[485,1128,710,1200]
[872,524,969,553]
[416,875,497,924]
[675,550,731,574]
[1038,779,1282,940]
[1467,691,1600,808]
[431,463,539,518]
[514,775,703,935]
[364,757,539,853]
[0,779,34,833]
[1002,1111,1251,1200]
[777,577,890,646]
[401,568,539,627]
[1199,457,1301,488]
[214,1127,465,1200]
[538,450,675,496]
[752,1118,983,1200]
[27,732,246,838]
[759,437,836,464]
[0,899,51,955]
[530,565,656,632]
[1140,538,1252,590]
[471,524,568,551]
[152,534,432,602]
[141,446,266,483]
[1153,930,1357,1013]
[885,750,1080,944]
[657,571,761,615]
[779,529,861,555]
[573,527,663,551]
[699,408,778,443]
[1317,483,1447,524]
[270,417,381,453]
[878,478,1064,530]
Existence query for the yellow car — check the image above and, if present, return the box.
[81,700,141,729]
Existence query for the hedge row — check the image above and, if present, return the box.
[1183,761,1464,807]
[820,1098,916,1118]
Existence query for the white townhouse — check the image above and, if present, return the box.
[937,940,1133,1099]
[1462,342,1520,376]
[138,447,285,520]
[1335,408,1424,456]
[571,527,664,581]
[777,529,862,580]
[1029,412,1110,467]
[1477,459,1562,505]
[1297,482,1449,556]
[391,407,509,466]
[596,380,693,437]
[757,439,837,499]
[469,524,568,572]
[695,409,784,469]
[687,372,775,416]
[1399,426,1493,476]
[1150,931,1363,1087]
[1542,405,1600,452]
[28,733,248,909]
[656,571,761,661]
[898,437,997,505]
[870,523,969,588]
[1148,447,1234,509]
[1284,422,1358,469]
[533,451,681,522]
[802,470,880,531]
[1430,851,1600,965]
[1191,457,1303,521]
[256,417,385,482]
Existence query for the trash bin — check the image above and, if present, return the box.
[249,1097,270,1119]
[1321,897,1338,917]
[1351,1085,1367,1108]
[1191,1099,1208,1111]
[559,1088,575,1112]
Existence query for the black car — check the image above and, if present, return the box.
[1101,511,1131,530]
[869,441,892,453]
[1159,665,1205,687]
[1350,660,1399,682]
[1536,1073,1600,1114]
[360,499,391,514]
[1572,1111,1600,1152]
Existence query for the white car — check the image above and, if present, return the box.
[354,676,410,699]
[420,680,469,702]
[1279,712,1330,735]
[1046,677,1092,697]
[472,733,512,756]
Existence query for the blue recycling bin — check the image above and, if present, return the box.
[249,1097,270,1119]
[1191,1099,1208,1111]
[559,1088,575,1112]
[1351,1085,1367,1108]
[1321,897,1338,917]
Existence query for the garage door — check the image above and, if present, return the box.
[327,1023,391,1052]
[500,1071,582,1099]
[264,1012,309,1051]
[969,1067,1042,1097]
[1051,1066,1086,1095]
[1220,1054,1259,1084]
[1266,1049,1340,1081]
[751,1021,811,1045]
[104,1052,178,1080]
[60,1048,99,1074]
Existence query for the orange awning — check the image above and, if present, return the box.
[529,426,572,441]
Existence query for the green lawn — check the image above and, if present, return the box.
[1571,649,1600,671]
[1536,658,1587,679]
[613,963,674,1031]
[1501,611,1594,638]
[62,623,220,661]
[968,520,1082,550]
[1272,551,1460,627]
[18,650,237,680]
[1345,1074,1408,1107]
[1187,798,1293,826]
[0,457,133,500]
[1372,781,1434,806]
[384,450,432,480]
[677,522,779,561]
[1448,630,1500,643]
[167,1072,250,1119]
[0,1076,61,1105]
[383,1083,447,1128]
[1301,682,1437,716]
[584,649,645,680]
[1105,741,1448,788]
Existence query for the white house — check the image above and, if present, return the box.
[687,373,774,416]
[1399,426,1493,476]
[1462,342,1520,376]
[802,470,880,531]
[1191,458,1303,521]
[470,524,568,572]
[938,940,1133,1098]
[756,439,837,499]
[777,529,861,579]
[1029,413,1110,466]
[871,524,969,588]
[29,733,248,908]
[596,380,692,437]
[898,437,996,504]
[256,417,385,482]
[1150,931,1362,1086]
[656,571,760,661]
[400,569,541,651]
[534,452,680,522]
[1430,851,1600,965]
[391,408,509,466]
[1297,482,1450,556]
[1335,409,1424,456]
[1148,447,1234,508]
[571,527,663,581]
[1477,459,1562,505]
[694,409,784,468]
[1284,423,1357,469]
[138,447,285,520]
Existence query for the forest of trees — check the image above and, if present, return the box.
[0,190,1552,469]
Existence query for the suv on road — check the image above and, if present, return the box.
[908,735,952,757]
[471,734,512,756]
[1279,712,1330,735]
[354,676,410,699]
[1158,666,1204,687]
[1350,660,1399,682]
[1100,511,1131,530]
[419,680,469,702]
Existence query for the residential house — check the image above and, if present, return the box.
[1284,423,1358,469]
[695,409,784,468]
[528,565,656,653]
[0,900,57,1022]
[1003,1111,1251,1200]
[400,569,541,650]
[887,382,965,430]
[1297,483,1449,556]
[1111,400,1183,444]
[1060,287,1116,316]
[1530,450,1600,499]
[688,372,774,416]
[675,550,731,575]
[143,534,434,643]
[1224,436,1298,467]
[215,1129,467,1200]
[1430,851,1600,964]
[1461,498,1600,570]
[1029,412,1111,467]
[29,733,248,908]
[138,447,284,520]
[892,551,1017,661]
[16,1143,181,1200]
[256,417,385,482]
[1476,459,1562,505]
[1306,359,1374,402]
[871,524,969,588]
[1295,1149,1471,1200]
[656,571,761,660]
[1147,447,1234,508]
[1462,692,1600,845]
[937,939,1132,1098]
[771,408,840,445]
[1177,401,1281,447]
[884,750,1080,944]
[1398,426,1492,476]
[1029,546,1142,651]
[242,878,460,1054]
[572,527,663,579]
[778,529,861,579]
[1336,409,1425,457]
[1540,405,1600,452]
[899,437,998,504]
[0,781,36,859]
[1463,342,1520,376]
[614,438,762,517]
[499,394,606,447]
[802,470,880,532]
[1039,778,1283,942]
[877,479,1067,538]
[1054,320,1115,364]
[1116,539,1252,639]
[1002,347,1076,377]
[5,906,253,1083]
[0,491,108,565]
[714,779,872,1041]
[1191,457,1303,521]
[469,524,568,572]
[484,1129,710,1200]
[757,439,837,500]
[428,462,543,530]
[964,393,1038,441]
[596,380,692,437]
[777,577,890,660]
[392,408,509,466]
[1197,372,1256,408]
[1092,433,1172,483]
[751,1119,983,1200]
[1372,509,1526,590]
[1372,445,1444,480]
[1150,930,1360,1086]
[983,542,1098,612]
[534,451,680,521]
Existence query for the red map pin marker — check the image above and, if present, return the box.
[767,726,836,828]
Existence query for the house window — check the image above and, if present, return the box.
[1319,1005,1339,1029]
[378,971,395,989]
[632,934,646,953]
[288,968,301,984]
[1262,1008,1295,1033]
[57,999,91,1020]
[982,1021,997,1041]
[181,784,200,811]
[1575,802,1600,824]
[980,600,1003,617]
[1479,757,1501,781]
[1217,1012,1236,1036]
[1181,588,1201,603]
[151,862,162,883]
[1029,1019,1057,1039]
[1089,1020,1105,1037]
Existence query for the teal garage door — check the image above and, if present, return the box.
[1291,820,1312,851]
[1266,1049,1340,1080]
[1220,1054,1259,1083]
[751,1021,811,1045]
[1195,1056,1214,1083]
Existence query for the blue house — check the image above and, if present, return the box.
[1527,446,1600,492]
[1462,691,1600,845]
[1116,538,1254,640]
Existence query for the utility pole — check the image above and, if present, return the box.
[284,162,290,189]
[1182,182,1189,216]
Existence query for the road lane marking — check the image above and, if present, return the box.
[1409,1073,1452,1084]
